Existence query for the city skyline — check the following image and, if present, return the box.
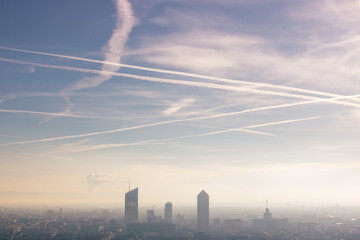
[4,203,360,239]
[1,0,360,207]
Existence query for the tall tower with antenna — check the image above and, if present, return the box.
[263,200,272,221]
[125,187,138,225]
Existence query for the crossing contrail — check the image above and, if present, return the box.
[0,109,93,118]
[69,0,136,90]
[0,57,359,108]
[41,0,136,121]
[0,46,357,100]
[59,116,320,152]
[0,109,132,120]
[1,93,359,147]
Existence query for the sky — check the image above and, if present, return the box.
[1,0,360,208]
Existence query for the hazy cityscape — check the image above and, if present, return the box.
[1,0,360,239]
[2,188,360,239]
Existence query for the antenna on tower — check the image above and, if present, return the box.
[128,179,130,192]
[266,200,268,209]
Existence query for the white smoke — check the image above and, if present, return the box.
[86,174,112,194]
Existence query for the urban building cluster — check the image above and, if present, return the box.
[1,189,360,239]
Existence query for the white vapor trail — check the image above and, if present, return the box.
[0,57,359,108]
[59,141,177,153]
[69,0,136,90]
[41,92,74,123]
[0,134,26,140]
[164,116,320,140]
[60,116,319,152]
[0,46,356,101]
[40,0,135,122]
[35,0,135,122]
[0,109,131,120]
[176,122,276,137]
[0,109,84,117]
[1,93,360,147]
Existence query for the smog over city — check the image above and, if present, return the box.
[1,0,360,239]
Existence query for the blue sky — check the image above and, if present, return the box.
[1,0,360,207]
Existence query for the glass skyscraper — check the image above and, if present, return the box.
[125,188,138,224]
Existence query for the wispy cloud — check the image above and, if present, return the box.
[36,0,136,123]
[68,0,136,91]
[312,145,352,151]
[24,65,35,74]
[162,97,196,116]
[132,2,360,93]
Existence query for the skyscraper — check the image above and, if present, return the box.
[165,202,173,223]
[125,187,138,224]
[197,190,209,231]
[263,200,272,221]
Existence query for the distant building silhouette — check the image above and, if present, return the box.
[197,190,209,231]
[165,202,173,223]
[125,188,138,224]
[253,200,288,231]
[174,213,184,230]
[147,210,155,223]
[264,200,272,221]
[224,219,243,232]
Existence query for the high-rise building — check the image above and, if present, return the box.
[165,202,173,223]
[125,188,138,224]
[197,190,209,231]
[263,200,272,221]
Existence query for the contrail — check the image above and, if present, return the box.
[0,46,357,100]
[0,109,132,120]
[44,0,136,122]
[243,117,320,129]
[60,116,319,152]
[1,94,359,147]
[42,92,74,123]
[0,57,359,107]
[159,117,320,141]
[173,122,276,137]
[69,0,136,90]
[0,109,87,118]
[0,134,26,140]
[60,141,174,153]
